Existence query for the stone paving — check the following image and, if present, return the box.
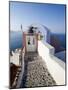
[20,52,56,88]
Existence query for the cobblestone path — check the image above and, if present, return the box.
[20,52,56,88]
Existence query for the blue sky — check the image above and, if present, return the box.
[10,1,66,34]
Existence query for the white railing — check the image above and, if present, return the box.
[38,41,65,85]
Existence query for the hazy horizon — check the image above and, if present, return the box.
[10,1,66,34]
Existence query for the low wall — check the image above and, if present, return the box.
[16,47,25,88]
[10,52,20,66]
[38,41,65,85]
[10,47,25,88]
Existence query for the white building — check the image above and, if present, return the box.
[10,24,65,87]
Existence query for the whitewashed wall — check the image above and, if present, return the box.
[16,47,25,88]
[26,35,37,52]
[10,52,20,66]
[38,41,65,85]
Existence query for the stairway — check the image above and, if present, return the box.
[20,52,56,88]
